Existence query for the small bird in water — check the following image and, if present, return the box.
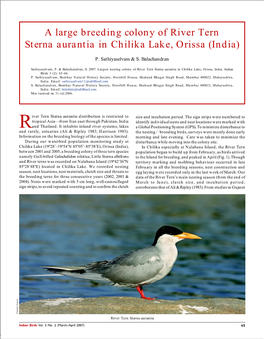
[43,225,201,300]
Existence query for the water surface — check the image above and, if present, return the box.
[20,194,245,303]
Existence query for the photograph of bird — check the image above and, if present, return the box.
[43,225,201,300]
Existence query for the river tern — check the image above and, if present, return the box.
[43,225,201,300]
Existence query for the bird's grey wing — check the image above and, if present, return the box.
[94,246,164,286]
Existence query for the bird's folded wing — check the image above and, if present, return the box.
[97,247,164,285]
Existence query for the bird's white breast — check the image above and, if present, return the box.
[156,242,178,277]
[141,236,179,285]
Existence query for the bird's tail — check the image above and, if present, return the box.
[42,265,108,281]
[25,274,62,277]
[43,265,87,273]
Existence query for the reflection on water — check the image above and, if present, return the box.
[20,194,245,303]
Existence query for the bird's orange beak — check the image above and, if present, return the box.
[175,232,201,239]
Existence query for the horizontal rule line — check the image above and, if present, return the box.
[19,321,246,324]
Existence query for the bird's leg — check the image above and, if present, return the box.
[136,286,156,300]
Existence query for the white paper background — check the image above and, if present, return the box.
[1,1,264,338]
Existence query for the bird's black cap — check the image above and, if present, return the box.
[152,225,183,246]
